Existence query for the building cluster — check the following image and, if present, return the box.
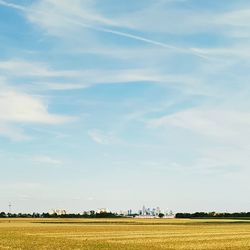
[118,206,174,218]
[48,205,174,218]
[96,208,111,214]
[117,209,133,216]
[138,205,162,217]
[48,209,67,216]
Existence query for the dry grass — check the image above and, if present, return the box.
[1,218,250,249]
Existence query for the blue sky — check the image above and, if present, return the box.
[1,0,250,213]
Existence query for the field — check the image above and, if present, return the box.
[1,218,250,249]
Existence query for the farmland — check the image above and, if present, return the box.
[1,218,250,249]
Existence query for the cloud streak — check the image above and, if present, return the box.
[32,155,63,166]
[88,129,114,145]
[148,108,250,139]
[0,0,26,11]
[0,0,208,59]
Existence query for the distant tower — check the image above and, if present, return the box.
[8,202,12,215]
[8,202,12,223]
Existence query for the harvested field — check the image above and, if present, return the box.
[1,218,250,249]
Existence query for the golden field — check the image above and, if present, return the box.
[1,218,250,249]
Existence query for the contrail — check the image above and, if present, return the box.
[0,0,26,11]
[74,22,209,59]
[0,0,208,59]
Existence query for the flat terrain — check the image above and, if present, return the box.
[1,218,250,249]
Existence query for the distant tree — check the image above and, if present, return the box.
[90,210,95,216]
[0,212,6,218]
[158,213,164,218]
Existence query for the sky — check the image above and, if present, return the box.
[1,0,250,213]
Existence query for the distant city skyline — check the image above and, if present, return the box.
[3,204,173,217]
[1,0,250,213]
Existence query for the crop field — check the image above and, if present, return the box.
[1,218,250,249]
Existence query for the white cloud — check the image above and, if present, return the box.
[0,59,183,89]
[192,46,250,60]
[149,108,250,139]
[117,2,250,38]
[0,59,78,78]
[0,123,29,141]
[0,78,73,140]
[218,9,250,28]
[148,106,250,174]
[0,0,26,11]
[39,82,87,91]
[3,0,250,56]
[88,129,115,145]
[169,144,250,175]
[117,6,210,34]
[0,90,72,124]
[0,0,207,57]
[0,57,217,105]
[32,155,63,166]
[27,0,119,32]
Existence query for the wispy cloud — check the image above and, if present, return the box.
[32,155,63,166]
[148,108,250,139]
[88,129,115,145]
[0,58,176,95]
[0,0,208,58]
[0,123,29,141]
[0,59,79,78]
[73,22,208,58]
[147,105,250,174]
[0,0,26,11]
[1,182,42,190]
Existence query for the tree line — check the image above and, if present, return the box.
[175,212,250,218]
[0,211,121,218]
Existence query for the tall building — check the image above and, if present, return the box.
[97,208,110,214]
[156,207,161,215]
[49,209,66,215]
[128,209,132,216]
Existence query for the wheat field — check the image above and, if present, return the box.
[1,218,250,249]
